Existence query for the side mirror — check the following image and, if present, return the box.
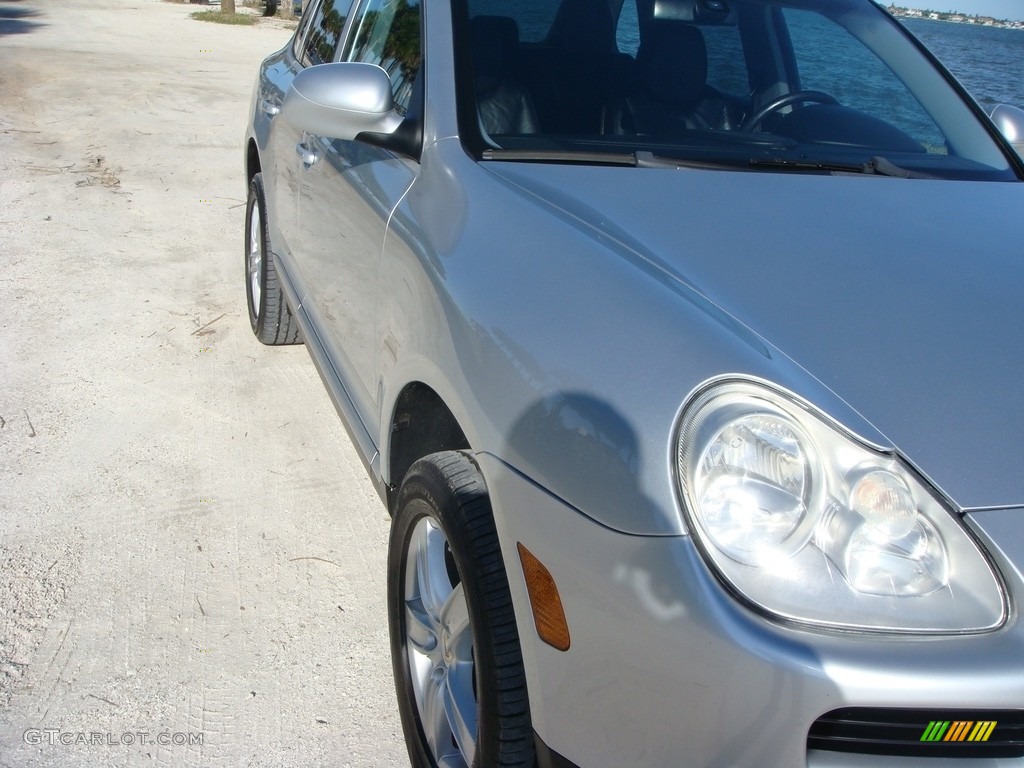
[282,62,404,141]
[991,104,1024,158]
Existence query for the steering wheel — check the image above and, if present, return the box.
[742,90,839,132]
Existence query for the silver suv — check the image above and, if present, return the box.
[244,0,1024,765]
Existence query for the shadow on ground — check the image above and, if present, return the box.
[0,3,45,38]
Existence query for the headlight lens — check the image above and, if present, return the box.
[696,408,820,566]
[676,380,1005,632]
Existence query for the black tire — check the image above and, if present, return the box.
[245,173,301,345]
[263,0,278,16]
[388,451,535,768]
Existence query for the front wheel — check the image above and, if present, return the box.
[245,173,300,345]
[388,451,535,767]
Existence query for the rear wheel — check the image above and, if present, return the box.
[245,172,300,345]
[389,451,535,767]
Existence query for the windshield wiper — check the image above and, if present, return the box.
[482,148,750,171]
[481,148,638,166]
[633,151,748,171]
[481,148,935,179]
[749,155,936,179]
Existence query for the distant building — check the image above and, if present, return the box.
[887,5,1021,31]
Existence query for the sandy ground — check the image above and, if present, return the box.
[0,1,408,765]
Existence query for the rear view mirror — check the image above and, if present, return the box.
[282,62,403,141]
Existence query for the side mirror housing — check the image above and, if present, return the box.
[991,104,1024,158]
[282,62,404,141]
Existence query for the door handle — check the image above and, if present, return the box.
[296,142,319,167]
[260,99,281,117]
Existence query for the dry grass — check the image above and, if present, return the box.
[190,10,259,24]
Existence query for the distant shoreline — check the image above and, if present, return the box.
[887,5,1024,30]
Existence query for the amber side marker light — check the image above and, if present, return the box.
[517,542,571,652]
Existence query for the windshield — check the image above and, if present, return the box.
[458,0,1017,179]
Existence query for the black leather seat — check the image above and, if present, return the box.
[603,21,746,136]
[471,15,539,135]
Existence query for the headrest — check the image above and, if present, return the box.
[548,0,616,55]
[471,16,520,94]
[638,22,708,107]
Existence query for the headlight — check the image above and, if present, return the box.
[676,380,1005,633]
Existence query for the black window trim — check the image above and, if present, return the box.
[292,0,321,62]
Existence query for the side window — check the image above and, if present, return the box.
[301,0,348,66]
[344,0,422,115]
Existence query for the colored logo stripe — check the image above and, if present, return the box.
[921,721,950,742]
[920,720,997,743]
[946,721,974,741]
[968,721,998,742]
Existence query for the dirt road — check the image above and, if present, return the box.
[0,1,407,765]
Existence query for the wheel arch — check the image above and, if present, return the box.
[246,138,261,185]
[385,381,471,511]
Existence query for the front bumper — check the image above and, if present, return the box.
[479,454,1024,768]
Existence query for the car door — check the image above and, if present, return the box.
[256,29,304,264]
[265,0,348,281]
[293,0,422,440]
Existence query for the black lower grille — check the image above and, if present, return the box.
[809,708,1024,759]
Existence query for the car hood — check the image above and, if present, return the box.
[485,162,1024,510]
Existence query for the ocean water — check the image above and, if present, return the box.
[902,18,1024,113]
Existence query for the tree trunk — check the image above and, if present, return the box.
[221,0,235,13]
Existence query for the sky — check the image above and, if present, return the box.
[897,0,1024,21]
